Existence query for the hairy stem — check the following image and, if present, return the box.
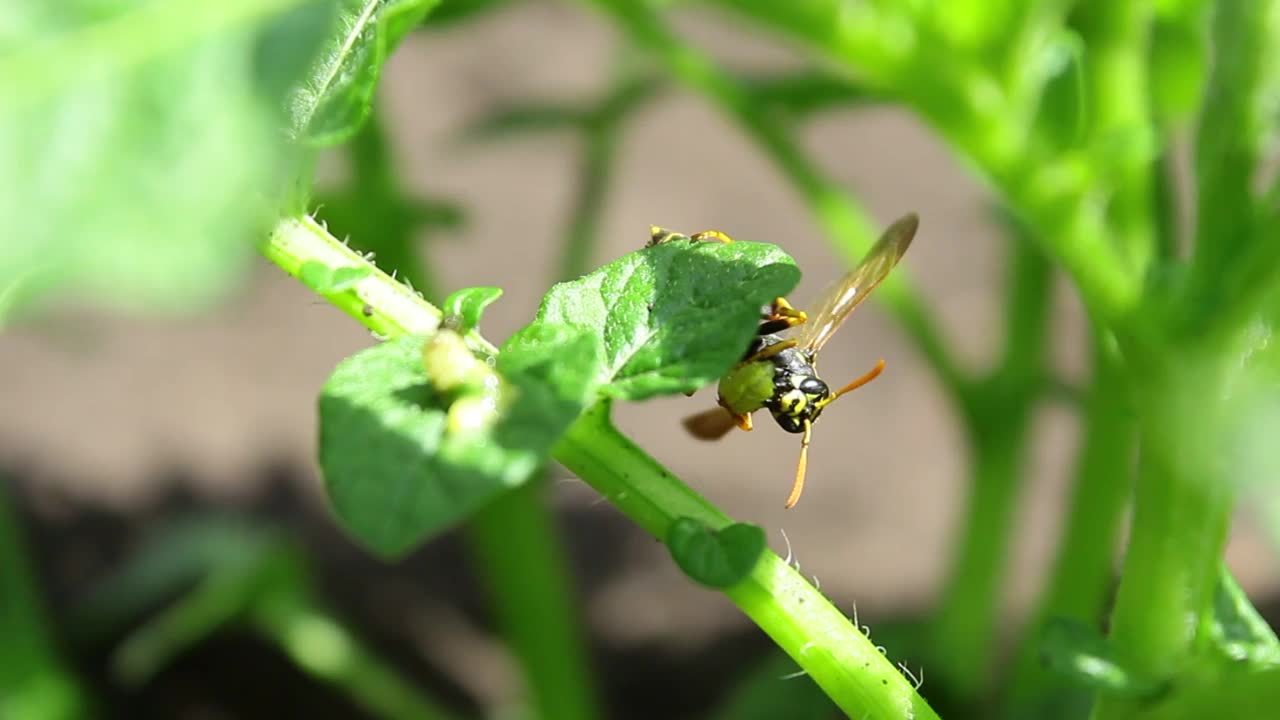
[555,403,940,720]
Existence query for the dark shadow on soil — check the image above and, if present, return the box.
[6,459,783,720]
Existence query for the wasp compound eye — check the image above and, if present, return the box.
[798,377,829,396]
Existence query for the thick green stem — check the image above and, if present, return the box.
[465,483,601,720]
[1005,342,1135,717]
[1091,348,1236,720]
[554,403,940,720]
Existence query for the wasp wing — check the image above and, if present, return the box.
[682,407,740,440]
[794,213,918,355]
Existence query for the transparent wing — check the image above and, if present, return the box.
[795,213,918,355]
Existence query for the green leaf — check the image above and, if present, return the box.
[320,332,600,556]
[515,238,799,401]
[288,0,441,145]
[442,286,503,331]
[0,0,335,316]
[1209,564,1280,666]
[1039,617,1163,698]
[666,518,766,589]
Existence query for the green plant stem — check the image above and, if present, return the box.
[263,215,470,345]
[930,219,1052,699]
[1091,346,1236,720]
[1005,341,1135,715]
[559,122,617,282]
[261,214,938,719]
[254,595,460,720]
[585,0,967,401]
[931,417,1031,696]
[462,76,656,719]
[555,402,939,720]
[1074,0,1156,274]
[561,72,658,280]
[0,483,88,720]
[465,482,601,720]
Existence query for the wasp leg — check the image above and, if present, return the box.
[767,296,808,328]
[784,419,813,509]
[715,396,754,431]
[741,338,797,365]
[648,226,689,247]
[689,229,734,243]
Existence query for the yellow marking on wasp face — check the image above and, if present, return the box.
[779,389,808,416]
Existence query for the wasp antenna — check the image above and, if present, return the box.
[785,420,813,509]
[823,359,887,407]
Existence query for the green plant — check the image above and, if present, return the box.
[6,0,1280,719]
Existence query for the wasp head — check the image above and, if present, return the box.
[767,373,830,434]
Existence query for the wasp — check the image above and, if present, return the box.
[649,214,918,508]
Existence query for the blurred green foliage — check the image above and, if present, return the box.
[4,0,1280,718]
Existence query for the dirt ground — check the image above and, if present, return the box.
[3,3,1278,717]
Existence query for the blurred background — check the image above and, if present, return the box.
[4,1,1279,719]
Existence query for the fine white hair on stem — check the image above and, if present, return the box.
[897,662,924,690]
[779,528,794,566]
[778,668,809,680]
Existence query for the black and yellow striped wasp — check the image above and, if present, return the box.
[649,214,918,508]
